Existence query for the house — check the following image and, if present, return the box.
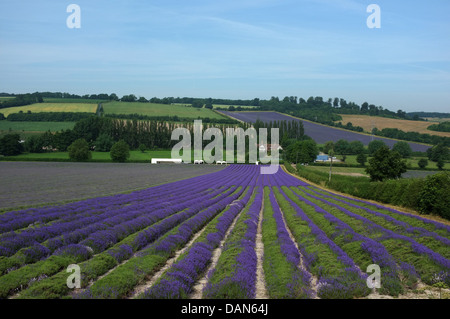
[315,155,329,162]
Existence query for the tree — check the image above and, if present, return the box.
[0,113,5,120]
[349,141,364,155]
[427,143,449,162]
[0,134,23,156]
[95,133,114,152]
[368,139,387,156]
[68,138,91,161]
[392,141,412,158]
[334,139,350,155]
[437,159,444,170]
[286,140,318,164]
[191,100,203,108]
[110,140,130,162]
[418,158,428,169]
[356,153,367,166]
[323,141,334,154]
[139,143,147,153]
[418,172,450,219]
[365,146,407,181]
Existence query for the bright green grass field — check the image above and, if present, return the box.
[0,121,76,138]
[0,103,97,117]
[103,101,227,120]
[0,121,76,132]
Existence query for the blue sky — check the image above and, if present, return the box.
[0,0,449,112]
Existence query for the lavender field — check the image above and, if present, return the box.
[0,164,448,299]
[219,111,431,152]
[0,162,225,210]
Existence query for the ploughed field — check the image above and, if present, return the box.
[219,111,431,152]
[0,165,449,299]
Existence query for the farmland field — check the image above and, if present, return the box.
[103,101,227,120]
[0,162,224,211]
[337,114,450,138]
[0,164,448,300]
[219,111,431,152]
[0,103,97,117]
[0,121,75,137]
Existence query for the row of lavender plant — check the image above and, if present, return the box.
[292,186,450,287]
[73,165,260,298]
[139,185,256,298]
[307,185,450,236]
[261,187,313,298]
[304,186,450,243]
[301,186,450,260]
[0,171,220,257]
[5,166,252,298]
[0,170,232,276]
[267,173,369,298]
[202,185,263,299]
[282,185,407,296]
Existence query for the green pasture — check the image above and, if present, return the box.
[103,101,227,120]
[0,121,76,138]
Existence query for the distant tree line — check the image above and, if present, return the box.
[407,112,450,119]
[371,127,450,147]
[427,121,450,133]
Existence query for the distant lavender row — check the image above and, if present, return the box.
[220,111,430,152]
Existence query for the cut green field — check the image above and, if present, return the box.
[103,101,227,120]
[0,103,97,117]
[0,121,76,134]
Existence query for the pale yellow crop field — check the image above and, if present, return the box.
[0,103,97,117]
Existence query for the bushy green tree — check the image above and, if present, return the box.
[334,139,350,155]
[68,138,91,161]
[418,158,428,169]
[356,153,367,166]
[368,139,387,156]
[95,133,114,152]
[323,141,334,154]
[427,143,449,162]
[392,141,412,158]
[139,143,147,153]
[365,146,407,181]
[286,139,318,164]
[349,141,364,155]
[110,140,130,162]
[418,172,450,219]
[437,159,444,170]
[0,134,23,156]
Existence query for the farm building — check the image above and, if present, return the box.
[315,155,329,162]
